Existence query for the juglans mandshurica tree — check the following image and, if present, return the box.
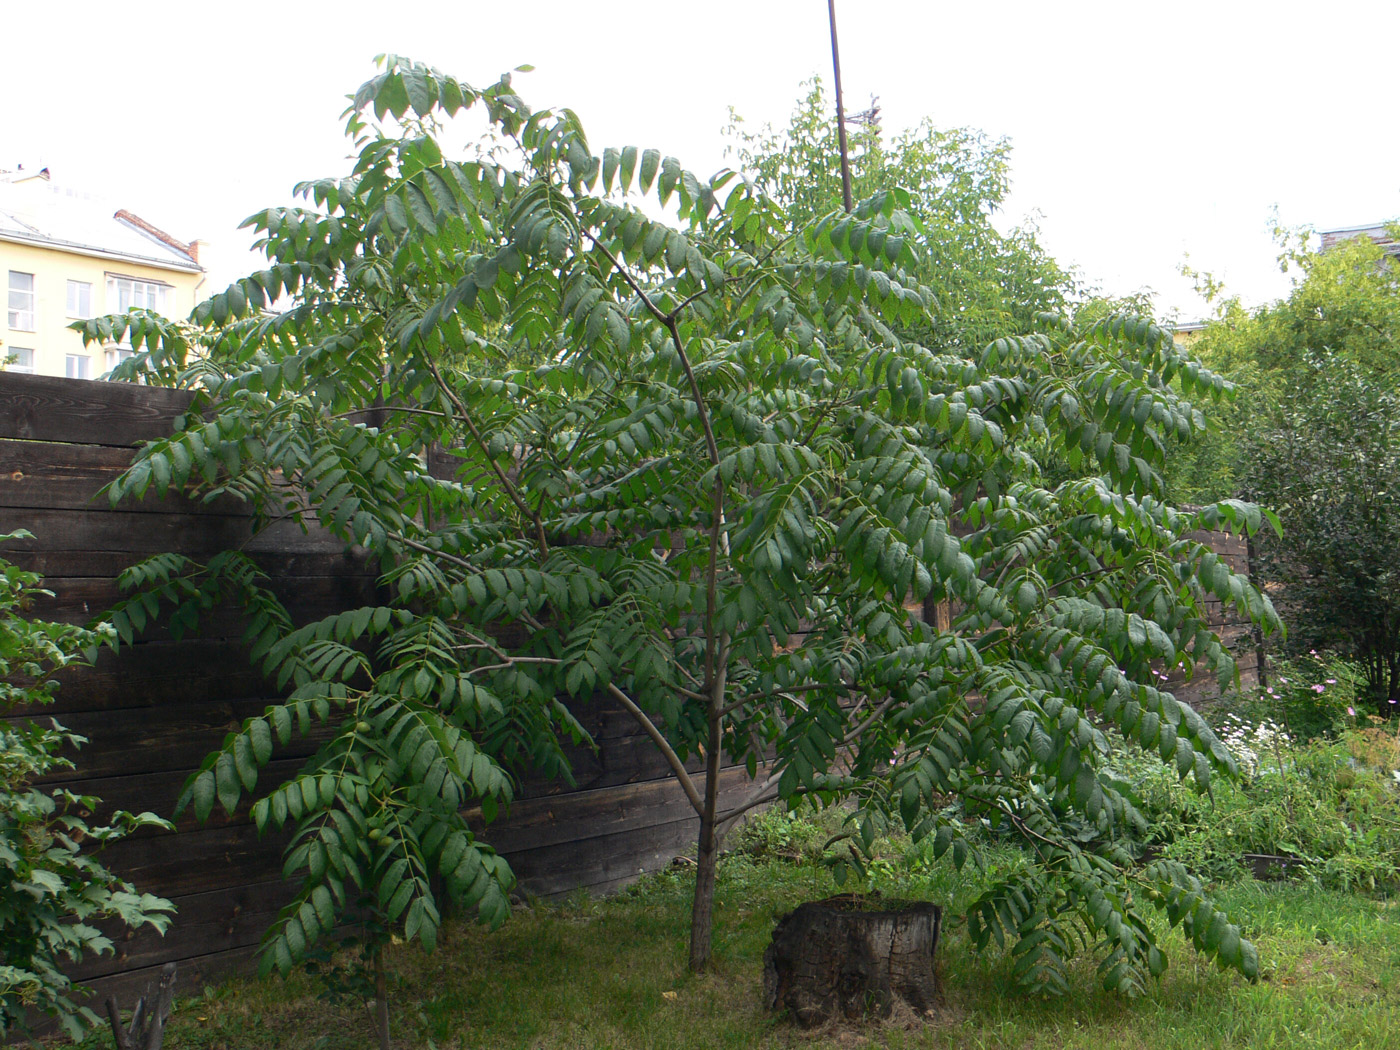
[86,56,1281,997]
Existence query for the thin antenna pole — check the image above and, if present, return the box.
[827,0,853,213]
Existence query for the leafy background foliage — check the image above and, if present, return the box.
[86,55,1281,1001]
[0,533,173,1041]
[1168,226,1400,711]
[723,78,1077,354]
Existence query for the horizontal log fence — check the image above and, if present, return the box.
[0,370,1260,1009]
[0,372,752,1009]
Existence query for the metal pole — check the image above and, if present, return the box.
[827,0,854,213]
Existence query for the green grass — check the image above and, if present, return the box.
[72,848,1400,1050]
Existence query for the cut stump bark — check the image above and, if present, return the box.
[763,896,942,1028]
[105,961,176,1050]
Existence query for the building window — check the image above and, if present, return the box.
[105,347,136,371]
[66,280,93,319]
[8,272,35,330]
[7,348,34,374]
[106,275,169,314]
[65,354,90,380]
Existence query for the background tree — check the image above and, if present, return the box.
[1245,356,1400,711]
[1164,226,1400,707]
[725,80,1076,354]
[91,56,1278,1000]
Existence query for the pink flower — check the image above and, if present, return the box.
[1266,687,1275,695]
[1325,679,1336,684]
[1312,684,1325,693]
[1309,649,1318,656]
[1348,707,1356,717]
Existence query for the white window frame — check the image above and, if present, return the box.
[104,347,136,371]
[65,354,90,380]
[105,274,170,315]
[8,271,35,331]
[7,347,34,374]
[66,280,93,319]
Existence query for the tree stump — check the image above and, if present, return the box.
[763,896,942,1028]
[105,962,177,1050]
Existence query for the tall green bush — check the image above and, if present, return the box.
[1170,227,1400,709]
[1245,355,1400,711]
[0,532,173,1041]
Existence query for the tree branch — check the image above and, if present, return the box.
[719,783,793,824]
[714,691,895,824]
[392,534,546,631]
[717,681,848,719]
[333,405,448,421]
[585,234,671,327]
[606,683,703,816]
[843,696,896,746]
[667,278,736,319]
[419,352,550,555]
[466,655,562,677]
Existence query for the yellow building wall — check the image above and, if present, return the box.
[1,239,204,379]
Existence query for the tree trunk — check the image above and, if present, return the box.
[688,663,726,971]
[688,812,718,970]
[373,946,391,1050]
[1388,649,1400,712]
[764,896,942,1028]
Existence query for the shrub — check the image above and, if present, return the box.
[0,532,174,1041]
[1245,652,1362,742]
[732,805,848,864]
[1112,715,1400,892]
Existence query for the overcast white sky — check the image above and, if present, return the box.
[5,0,1396,321]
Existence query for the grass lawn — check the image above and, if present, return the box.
[73,845,1400,1050]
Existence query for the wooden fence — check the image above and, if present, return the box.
[0,371,1261,1007]
[0,371,745,1007]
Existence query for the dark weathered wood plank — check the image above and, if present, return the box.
[0,507,351,556]
[507,816,701,897]
[31,698,324,782]
[4,549,377,592]
[74,758,314,834]
[516,732,706,799]
[477,765,753,855]
[0,373,194,446]
[73,944,262,1021]
[28,574,379,635]
[0,438,250,516]
[98,823,292,899]
[24,639,264,715]
[68,880,295,982]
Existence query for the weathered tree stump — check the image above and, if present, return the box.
[105,962,177,1050]
[763,896,942,1028]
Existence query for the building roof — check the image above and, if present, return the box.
[0,175,202,274]
[1318,222,1399,255]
